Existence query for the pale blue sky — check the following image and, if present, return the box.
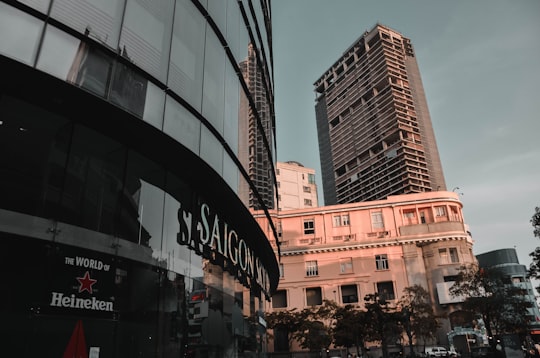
[272,0,540,267]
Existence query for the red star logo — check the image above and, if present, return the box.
[77,271,97,294]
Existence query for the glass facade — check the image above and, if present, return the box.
[0,0,278,356]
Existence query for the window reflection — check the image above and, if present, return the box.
[17,0,51,14]
[119,0,174,82]
[0,95,70,216]
[163,95,201,154]
[61,125,128,236]
[168,0,206,111]
[224,62,240,154]
[202,29,225,133]
[110,55,148,117]
[0,3,42,65]
[38,25,112,97]
[119,151,165,252]
[200,126,224,176]
[50,0,124,50]
[141,82,165,129]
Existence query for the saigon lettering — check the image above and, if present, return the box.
[177,202,271,296]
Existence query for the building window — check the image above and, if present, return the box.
[304,219,315,234]
[435,206,447,217]
[304,199,312,206]
[376,281,395,300]
[404,210,415,219]
[341,284,358,303]
[375,254,389,270]
[371,211,384,229]
[272,290,288,308]
[339,257,353,274]
[308,173,316,184]
[306,287,322,306]
[439,247,459,264]
[303,186,311,193]
[333,214,350,227]
[306,260,319,276]
[279,263,284,278]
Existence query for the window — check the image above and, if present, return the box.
[375,254,389,270]
[449,248,459,262]
[404,210,415,219]
[304,199,312,206]
[306,287,322,306]
[435,206,447,217]
[341,284,358,303]
[308,173,316,184]
[333,214,350,227]
[339,258,353,274]
[306,260,318,276]
[279,263,284,278]
[439,248,459,264]
[376,281,395,300]
[304,219,315,234]
[371,211,384,229]
[303,186,311,193]
[272,290,287,308]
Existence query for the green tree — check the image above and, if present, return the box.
[333,304,370,357]
[293,300,335,352]
[528,207,540,292]
[364,293,401,358]
[397,285,440,357]
[450,264,531,337]
[265,308,302,351]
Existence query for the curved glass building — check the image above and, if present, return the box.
[0,0,279,356]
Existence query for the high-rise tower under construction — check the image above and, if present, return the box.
[315,24,446,205]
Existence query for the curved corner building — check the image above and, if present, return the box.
[0,0,279,356]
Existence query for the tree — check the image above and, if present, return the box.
[293,300,335,352]
[528,207,540,292]
[450,264,531,338]
[265,308,302,351]
[364,293,402,358]
[333,304,370,357]
[397,285,440,357]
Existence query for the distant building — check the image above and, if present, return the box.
[476,248,540,330]
[240,43,277,210]
[276,161,318,210]
[314,24,446,205]
[254,191,474,352]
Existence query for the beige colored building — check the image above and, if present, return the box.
[254,191,475,351]
[276,161,319,210]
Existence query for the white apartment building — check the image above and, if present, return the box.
[276,161,318,211]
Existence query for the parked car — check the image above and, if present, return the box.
[425,347,449,357]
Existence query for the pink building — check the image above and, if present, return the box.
[254,191,475,351]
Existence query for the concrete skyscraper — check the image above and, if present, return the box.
[314,24,446,205]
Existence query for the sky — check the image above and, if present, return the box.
[271,0,540,268]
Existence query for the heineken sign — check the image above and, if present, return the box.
[49,255,115,313]
[177,202,271,297]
